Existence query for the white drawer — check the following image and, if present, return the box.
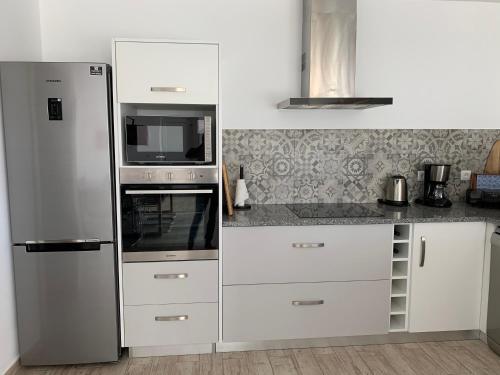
[123,260,218,305]
[223,225,392,285]
[124,303,218,347]
[115,41,218,104]
[223,281,390,342]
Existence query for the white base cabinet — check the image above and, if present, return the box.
[222,225,393,343]
[122,261,218,348]
[124,303,218,347]
[123,261,218,305]
[223,281,390,342]
[223,225,392,285]
[409,222,485,333]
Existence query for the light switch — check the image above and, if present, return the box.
[461,170,472,181]
[417,171,424,181]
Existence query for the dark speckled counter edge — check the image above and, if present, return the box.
[222,203,500,227]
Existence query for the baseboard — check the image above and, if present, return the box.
[216,330,480,352]
[4,357,20,375]
[480,330,488,344]
[129,343,215,357]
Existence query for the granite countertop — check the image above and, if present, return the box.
[222,202,500,227]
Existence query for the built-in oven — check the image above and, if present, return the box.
[121,183,218,262]
[125,112,215,165]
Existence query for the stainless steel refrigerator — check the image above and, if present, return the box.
[0,62,120,365]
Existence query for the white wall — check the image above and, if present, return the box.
[38,0,500,129]
[0,1,41,373]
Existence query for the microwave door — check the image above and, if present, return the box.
[125,115,214,165]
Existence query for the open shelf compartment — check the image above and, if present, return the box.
[393,224,410,242]
[391,279,407,296]
[391,296,407,315]
[390,314,406,331]
[392,261,408,279]
[393,242,409,260]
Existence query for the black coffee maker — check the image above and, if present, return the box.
[416,163,452,208]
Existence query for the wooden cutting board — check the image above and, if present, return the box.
[484,140,500,174]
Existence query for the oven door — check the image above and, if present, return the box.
[125,115,214,165]
[121,184,218,262]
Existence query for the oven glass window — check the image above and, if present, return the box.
[121,186,218,252]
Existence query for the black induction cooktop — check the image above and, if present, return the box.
[286,203,385,219]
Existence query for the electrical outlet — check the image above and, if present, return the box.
[461,170,472,181]
[417,171,425,181]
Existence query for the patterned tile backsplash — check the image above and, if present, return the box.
[223,129,500,204]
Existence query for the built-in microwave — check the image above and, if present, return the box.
[125,114,215,165]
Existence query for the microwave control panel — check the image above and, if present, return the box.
[120,167,218,184]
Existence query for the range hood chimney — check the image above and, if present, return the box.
[278,0,393,109]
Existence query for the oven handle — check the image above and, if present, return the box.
[125,189,213,195]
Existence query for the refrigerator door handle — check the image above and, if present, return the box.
[14,239,114,252]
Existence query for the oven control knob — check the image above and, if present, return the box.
[166,172,173,180]
[188,171,195,181]
[144,171,153,181]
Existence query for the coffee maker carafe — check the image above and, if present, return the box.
[417,164,452,208]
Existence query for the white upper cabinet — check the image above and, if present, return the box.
[409,222,485,333]
[115,41,218,104]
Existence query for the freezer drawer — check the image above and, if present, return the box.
[12,243,120,365]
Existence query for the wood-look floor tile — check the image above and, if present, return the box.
[268,352,299,375]
[149,355,177,375]
[222,351,250,375]
[199,353,223,375]
[336,347,372,375]
[418,342,471,375]
[444,341,500,375]
[391,343,447,375]
[9,340,500,375]
[124,357,154,375]
[292,348,323,375]
[245,351,273,375]
[352,344,399,375]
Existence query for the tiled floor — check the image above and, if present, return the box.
[8,340,500,375]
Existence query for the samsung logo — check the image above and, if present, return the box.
[46,79,62,83]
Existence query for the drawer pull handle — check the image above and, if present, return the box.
[154,273,188,279]
[292,300,324,306]
[150,86,187,93]
[292,243,325,248]
[155,315,188,322]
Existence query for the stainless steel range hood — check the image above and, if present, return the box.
[278,0,393,110]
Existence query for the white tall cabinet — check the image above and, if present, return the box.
[409,222,486,333]
[112,39,220,355]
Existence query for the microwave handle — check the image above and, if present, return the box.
[204,116,213,163]
[125,189,214,195]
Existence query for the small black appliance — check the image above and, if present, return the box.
[416,163,452,208]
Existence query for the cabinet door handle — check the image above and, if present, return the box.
[150,86,187,93]
[292,300,324,306]
[420,236,426,267]
[155,315,188,322]
[154,273,188,279]
[292,243,325,249]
